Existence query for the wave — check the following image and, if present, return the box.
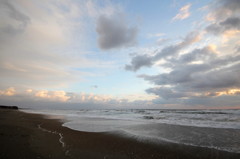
[112,123,240,154]
[22,108,240,153]
[22,109,240,130]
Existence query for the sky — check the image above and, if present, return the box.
[0,0,240,109]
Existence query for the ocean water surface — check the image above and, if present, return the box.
[22,109,240,153]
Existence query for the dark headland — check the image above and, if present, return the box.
[0,105,18,110]
[0,107,239,159]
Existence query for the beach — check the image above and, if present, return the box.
[1,109,240,159]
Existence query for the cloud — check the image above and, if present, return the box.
[215,89,240,96]
[148,33,165,38]
[221,17,240,29]
[172,4,191,21]
[204,1,240,42]
[125,31,202,71]
[204,0,240,45]
[123,0,240,108]
[35,90,70,102]
[146,87,188,99]
[156,38,169,46]
[0,0,30,35]
[206,17,240,35]
[33,90,114,103]
[125,54,153,71]
[126,0,240,108]
[91,85,98,89]
[0,0,108,89]
[139,43,240,107]
[0,88,112,104]
[0,87,16,96]
[206,0,240,22]
[0,88,156,109]
[96,13,138,50]
[141,45,240,87]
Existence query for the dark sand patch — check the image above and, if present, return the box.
[0,109,239,159]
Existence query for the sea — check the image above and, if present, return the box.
[22,109,240,153]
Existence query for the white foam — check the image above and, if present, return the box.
[38,123,65,148]
[22,109,240,153]
[22,109,240,130]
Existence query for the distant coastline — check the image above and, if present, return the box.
[0,105,18,110]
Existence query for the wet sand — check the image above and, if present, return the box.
[0,109,239,159]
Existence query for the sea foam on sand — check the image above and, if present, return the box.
[22,109,240,153]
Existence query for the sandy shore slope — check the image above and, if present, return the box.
[0,109,239,159]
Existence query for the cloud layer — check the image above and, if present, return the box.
[125,31,202,71]
[126,0,240,108]
[1,0,240,109]
[0,87,155,109]
[0,0,115,90]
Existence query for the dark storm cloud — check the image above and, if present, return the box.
[96,14,138,50]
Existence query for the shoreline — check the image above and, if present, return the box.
[1,109,240,159]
